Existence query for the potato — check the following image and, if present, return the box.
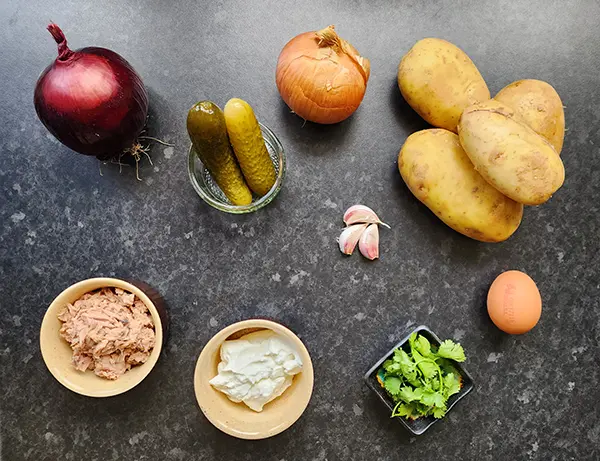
[398,38,490,133]
[399,129,523,242]
[495,79,565,154]
[458,100,565,206]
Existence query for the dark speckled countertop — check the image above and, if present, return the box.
[1,1,599,460]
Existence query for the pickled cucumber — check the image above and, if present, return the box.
[224,98,276,197]
[187,101,252,206]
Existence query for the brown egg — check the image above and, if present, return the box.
[487,270,542,334]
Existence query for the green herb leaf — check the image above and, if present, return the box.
[398,386,422,403]
[436,340,466,362]
[408,333,418,355]
[384,376,402,396]
[443,373,461,398]
[420,390,445,408]
[391,402,417,419]
[436,358,460,376]
[431,376,441,391]
[413,350,438,380]
[384,359,401,374]
[390,349,420,387]
[393,348,404,361]
[415,402,430,417]
[416,335,433,357]
[432,406,447,419]
[421,379,434,392]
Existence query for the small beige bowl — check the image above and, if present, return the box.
[194,319,314,440]
[40,278,165,398]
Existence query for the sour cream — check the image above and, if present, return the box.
[209,329,303,412]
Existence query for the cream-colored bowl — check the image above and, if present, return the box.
[40,278,165,397]
[194,319,314,440]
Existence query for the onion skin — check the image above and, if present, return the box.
[276,25,370,124]
[34,24,149,159]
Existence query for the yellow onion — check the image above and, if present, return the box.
[276,25,370,124]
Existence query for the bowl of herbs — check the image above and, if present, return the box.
[364,325,474,435]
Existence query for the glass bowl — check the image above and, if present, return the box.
[188,123,285,214]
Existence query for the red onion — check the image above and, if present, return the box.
[34,24,149,159]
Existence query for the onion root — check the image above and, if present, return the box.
[98,135,173,181]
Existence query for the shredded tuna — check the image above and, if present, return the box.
[58,287,156,380]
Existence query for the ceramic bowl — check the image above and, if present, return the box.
[40,278,168,398]
[194,319,314,440]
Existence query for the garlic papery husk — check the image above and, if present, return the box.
[359,224,379,260]
[343,204,390,228]
[338,223,368,255]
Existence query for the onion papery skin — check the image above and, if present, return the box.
[34,25,149,159]
[276,26,370,124]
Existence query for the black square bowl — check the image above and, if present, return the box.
[364,325,474,435]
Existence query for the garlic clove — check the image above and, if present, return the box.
[343,204,376,224]
[359,224,379,260]
[343,204,390,228]
[338,223,368,255]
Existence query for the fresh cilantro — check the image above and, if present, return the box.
[416,334,433,357]
[391,402,418,419]
[396,349,421,387]
[398,386,421,403]
[432,406,446,419]
[436,340,466,362]
[413,351,438,380]
[384,376,402,396]
[420,390,445,408]
[383,359,401,374]
[443,373,461,398]
[408,333,419,354]
[436,358,460,376]
[379,333,468,420]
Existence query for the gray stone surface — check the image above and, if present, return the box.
[1,0,599,459]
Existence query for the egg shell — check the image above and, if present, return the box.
[487,270,542,334]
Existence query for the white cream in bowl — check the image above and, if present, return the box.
[209,330,303,412]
